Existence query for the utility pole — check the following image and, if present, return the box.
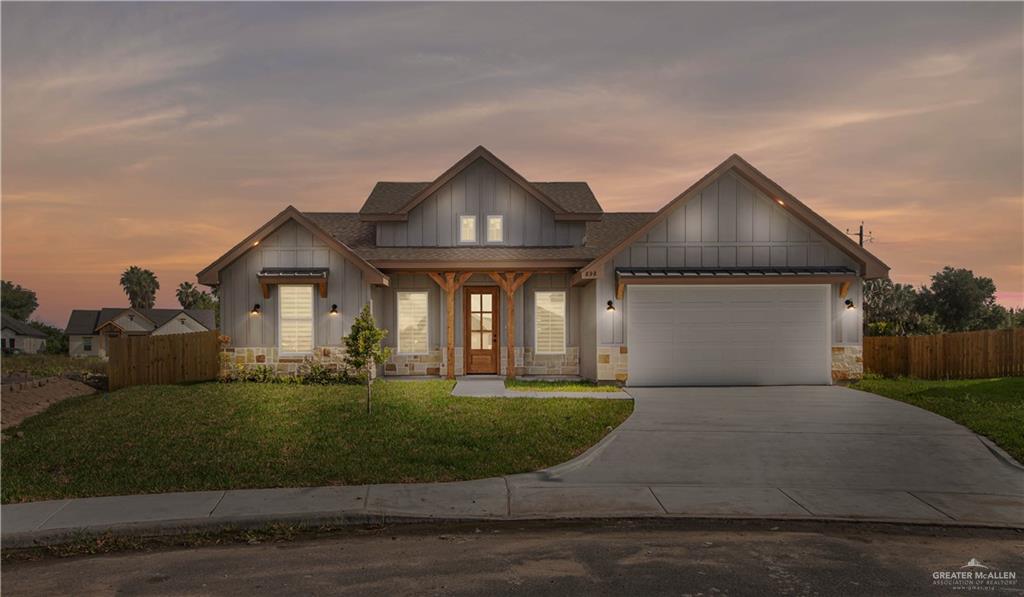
[845,221,873,247]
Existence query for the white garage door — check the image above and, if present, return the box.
[627,285,831,386]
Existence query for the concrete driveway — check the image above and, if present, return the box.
[513,386,1024,524]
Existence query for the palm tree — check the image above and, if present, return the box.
[176,281,200,308]
[120,266,159,309]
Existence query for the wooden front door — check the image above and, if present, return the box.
[464,286,499,374]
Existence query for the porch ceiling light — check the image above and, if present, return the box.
[606,300,616,312]
[251,303,261,315]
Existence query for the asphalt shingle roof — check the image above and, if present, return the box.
[358,181,602,215]
[65,308,216,335]
[304,212,656,263]
[1,314,47,338]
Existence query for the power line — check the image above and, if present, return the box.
[845,221,874,247]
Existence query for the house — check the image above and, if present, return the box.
[198,146,888,386]
[65,307,216,358]
[1,314,47,353]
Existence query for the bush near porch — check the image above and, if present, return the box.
[853,376,1024,464]
[1,380,632,503]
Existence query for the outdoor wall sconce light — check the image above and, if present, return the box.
[844,299,855,310]
[250,303,261,315]
[330,304,339,315]
[606,300,616,312]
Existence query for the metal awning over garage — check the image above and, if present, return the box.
[614,266,857,299]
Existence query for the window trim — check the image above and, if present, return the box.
[278,284,315,356]
[485,214,504,244]
[458,214,478,244]
[396,290,430,355]
[534,290,567,355]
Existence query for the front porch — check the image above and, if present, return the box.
[376,269,581,380]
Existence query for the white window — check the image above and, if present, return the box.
[83,337,92,351]
[534,291,566,355]
[397,291,429,354]
[486,215,504,243]
[279,285,314,354]
[459,215,477,243]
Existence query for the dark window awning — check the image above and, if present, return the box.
[616,266,857,278]
[257,268,329,299]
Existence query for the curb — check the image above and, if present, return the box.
[976,436,1024,472]
[5,511,1022,550]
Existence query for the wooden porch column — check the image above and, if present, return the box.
[489,272,532,379]
[428,272,473,380]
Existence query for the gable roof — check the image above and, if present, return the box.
[571,154,890,284]
[358,146,602,221]
[66,308,216,335]
[1,314,47,338]
[197,206,389,286]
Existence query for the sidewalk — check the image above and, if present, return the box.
[5,474,1022,548]
[452,377,631,399]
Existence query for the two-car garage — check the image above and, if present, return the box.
[626,284,832,386]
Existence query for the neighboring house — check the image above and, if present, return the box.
[199,146,888,386]
[65,308,216,358]
[1,314,47,353]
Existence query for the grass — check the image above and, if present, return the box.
[853,376,1024,464]
[505,379,621,392]
[1,380,632,503]
[1,354,106,381]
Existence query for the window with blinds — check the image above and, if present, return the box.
[397,291,429,354]
[534,291,566,355]
[279,285,314,354]
[459,215,477,243]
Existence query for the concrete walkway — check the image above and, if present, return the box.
[4,385,1022,547]
[452,377,631,399]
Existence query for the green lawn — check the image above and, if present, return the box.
[505,379,621,392]
[853,376,1024,464]
[1,380,632,503]
[1,354,106,381]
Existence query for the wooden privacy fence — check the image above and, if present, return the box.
[107,330,221,391]
[864,328,1024,379]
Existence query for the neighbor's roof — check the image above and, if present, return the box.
[303,212,656,265]
[65,308,216,335]
[359,181,602,216]
[1,314,47,338]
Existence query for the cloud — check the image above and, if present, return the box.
[2,2,1021,324]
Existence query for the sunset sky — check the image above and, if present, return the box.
[3,2,1022,326]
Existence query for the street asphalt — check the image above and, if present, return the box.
[4,520,1022,596]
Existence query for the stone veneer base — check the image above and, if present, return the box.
[831,345,864,382]
[597,344,863,384]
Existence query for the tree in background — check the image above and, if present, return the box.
[176,281,220,327]
[29,321,69,354]
[916,267,1002,332]
[176,282,202,308]
[1,280,39,321]
[863,279,939,336]
[120,266,160,309]
[343,304,391,414]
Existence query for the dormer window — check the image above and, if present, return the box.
[486,215,504,243]
[459,215,477,243]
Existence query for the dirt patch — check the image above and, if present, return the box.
[2,378,96,430]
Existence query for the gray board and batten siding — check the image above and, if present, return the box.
[376,160,585,248]
[595,171,863,347]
